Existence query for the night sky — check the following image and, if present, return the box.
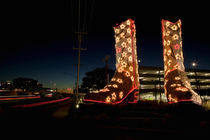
[1,0,210,89]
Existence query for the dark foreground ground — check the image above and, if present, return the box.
[0,100,210,139]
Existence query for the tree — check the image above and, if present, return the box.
[80,67,114,93]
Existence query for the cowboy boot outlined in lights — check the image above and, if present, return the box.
[84,19,139,104]
[162,19,202,105]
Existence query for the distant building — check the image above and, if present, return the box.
[13,78,42,91]
[0,81,12,90]
[139,66,210,101]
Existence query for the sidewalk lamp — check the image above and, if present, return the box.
[192,62,199,90]
[192,62,197,67]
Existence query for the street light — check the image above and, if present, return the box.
[192,62,197,67]
[192,62,199,90]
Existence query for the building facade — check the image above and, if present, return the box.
[139,66,210,102]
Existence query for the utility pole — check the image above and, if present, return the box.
[73,32,87,95]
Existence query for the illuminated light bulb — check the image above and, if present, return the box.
[127,20,131,25]
[131,76,134,82]
[100,88,110,92]
[120,24,125,29]
[173,34,179,40]
[118,67,123,73]
[116,37,120,43]
[185,81,190,86]
[179,31,182,37]
[167,49,171,56]
[164,65,167,71]
[111,92,117,101]
[168,60,172,66]
[174,44,180,50]
[127,38,131,43]
[108,84,112,87]
[117,78,123,83]
[163,31,166,36]
[117,57,122,63]
[128,56,132,62]
[164,49,167,54]
[177,84,181,87]
[129,66,133,72]
[164,40,167,46]
[122,52,127,57]
[125,71,130,77]
[164,56,167,62]
[111,78,116,81]
[121,42,126,48]
[167,40,171,46]
[128,47,132,53]
[177,21,181,28]
[113,84,118,88]
[119,91,123,99]
[120,32,125,38]
[174,63,179,69]
[165,30,170,36]
[176,87,188,92]
[175,54,181,60]
[105,96,111,103]
[121,61,127,68]
[116,47,122,53]
[115,29,120,34]
[170,84,176,87]
[166,21,170,27]
[127,28,131,34]
[175,76,181,80]
[168,94,172,101]
[171,25,178,30]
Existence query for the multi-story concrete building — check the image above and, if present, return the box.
[139,66,210,102]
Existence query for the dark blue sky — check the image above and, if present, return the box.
[1,0,210,89]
